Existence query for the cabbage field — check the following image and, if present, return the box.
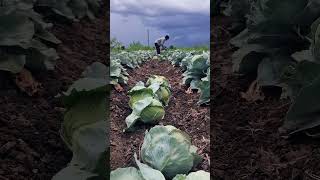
[0,0,108,179]
[110,48,210,179]
[213,0,320,179]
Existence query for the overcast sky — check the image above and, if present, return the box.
[110,0,210,47]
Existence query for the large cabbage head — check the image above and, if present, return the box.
[141,125,202,179]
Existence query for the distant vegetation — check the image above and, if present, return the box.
[111,37,209,52]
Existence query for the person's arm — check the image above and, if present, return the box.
[159,38,166,48]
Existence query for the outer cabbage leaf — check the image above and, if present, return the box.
[282,76,320,135]
[134,153,166,180]
[111,167,144,180]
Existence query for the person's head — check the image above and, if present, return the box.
[165,35,169,40]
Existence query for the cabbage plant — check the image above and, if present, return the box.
[125,82,165,131]
[182,52,210,88]
[125,96,165,131]
[229,0,320,98]
[140,125,202,179]
[0,1,60,73]
[128,81,154,108]
[196,68,210,105]
[53,62,108,180]
[110,57,129,86]
[168,50,188,66]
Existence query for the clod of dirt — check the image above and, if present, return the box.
[14,68,41,96]
[114,84,124,92]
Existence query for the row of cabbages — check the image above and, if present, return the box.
[110,50,154,89]
[110,50,210,106]
[111,125,210,180]
[162,50,210,105]
[112,74,210,179]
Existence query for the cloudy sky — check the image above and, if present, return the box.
[110,0,210,47]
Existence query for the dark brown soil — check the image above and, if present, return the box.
[212,16,320,179]
[0,8,107,180]
[110,60,210,172]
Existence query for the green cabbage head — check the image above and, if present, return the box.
[128,81,154,108]
[172,170,210,180]
[141,125,202,179]
[125,97,165,131]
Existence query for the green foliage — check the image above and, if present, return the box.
[111,167,144,180]
[230,0,320,98]
[146,75,171,106]
[111,37,124,51]
[182,52,210,89]
[125,76,172,131]
[111,49,211,106]
[0,1,60,73]
[172,171,210,180]
[110,58,129,86]
[53,62,108,180]
[111,50,153,69]
[35,0,101,21]
[197,68,210,105]
[110,154,166,180]
[228,0,320,136]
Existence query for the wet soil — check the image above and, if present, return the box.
[110,60,210,173]
[212,15,320,180]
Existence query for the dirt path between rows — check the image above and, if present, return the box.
[0,6,107,180]
[110,60,210,172]
[212,16,320,179]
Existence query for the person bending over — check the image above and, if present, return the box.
[154,35,169,54]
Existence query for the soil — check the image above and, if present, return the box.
[110,60,210,173]
[212,15,320,179]
[0,5,107,180]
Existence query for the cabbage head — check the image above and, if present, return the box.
[172,170,210,180]
[141,125,202,179]
[125,97,165,131]
[128,81,154,108]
